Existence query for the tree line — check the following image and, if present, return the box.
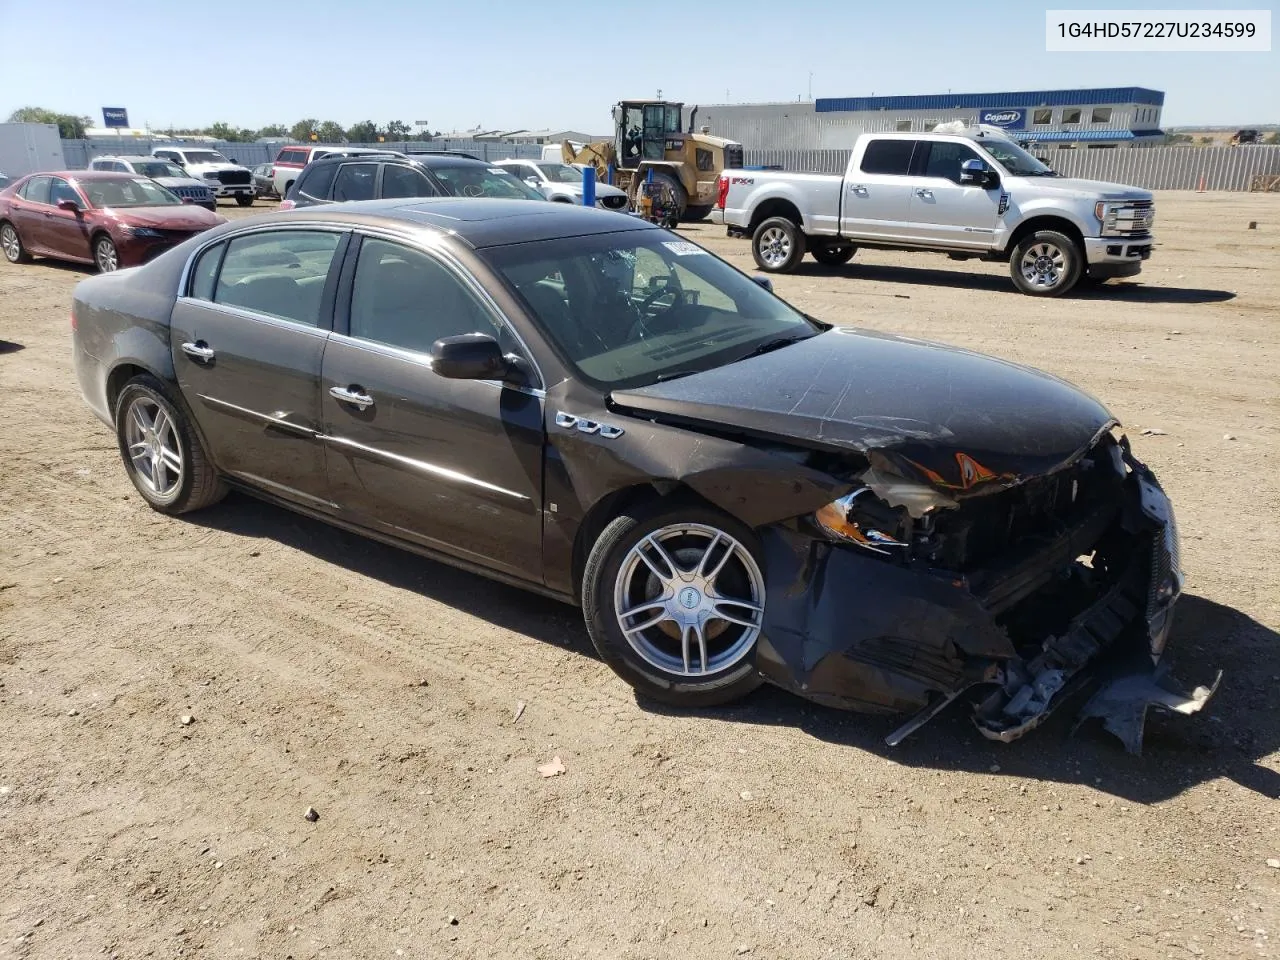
[7,108,441,143]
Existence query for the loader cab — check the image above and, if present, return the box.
[614,101,683,169]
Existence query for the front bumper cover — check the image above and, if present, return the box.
[753,460,1216,752]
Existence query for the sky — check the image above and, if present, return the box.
[0,0,1275,132]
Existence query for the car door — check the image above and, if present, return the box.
[321,234,544,579]
[10,176,52,255]
[169,227,349,509]
[43,177,93,261]
[839,138,918,243]
[378,163,441,200]
[901,140,1002,248]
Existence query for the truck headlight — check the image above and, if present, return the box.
[814,490,911,556]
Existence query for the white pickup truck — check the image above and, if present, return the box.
[715,126,1155,296]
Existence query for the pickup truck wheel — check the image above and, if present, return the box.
[235,195,254,207]
[811,243,856,267]
[752,216,806,273]
[1011,230,1082,296]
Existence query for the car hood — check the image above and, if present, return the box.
[610,327,1116,492]
[104,205,223,228]
[152,176,210,190]
[186,162,249,173]
[1008,175,1153,202]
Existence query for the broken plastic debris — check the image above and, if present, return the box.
[858,466,958,518]
[1140,428,1167,436]
[537,756,566,778]
[513,701,526,724]
[1075,664,1222,755]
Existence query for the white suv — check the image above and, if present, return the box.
[151,147,255,206]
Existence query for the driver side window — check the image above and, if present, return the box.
[921,142,982,183]
[48,178,80,206]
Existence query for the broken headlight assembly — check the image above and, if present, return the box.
[813,489,912,557]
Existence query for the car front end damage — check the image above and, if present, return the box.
[752,429,1217,752]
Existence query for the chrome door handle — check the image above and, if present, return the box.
[915,189,934,199]
[848,184,868,195]
[329,386,375,410]
[181,341,215,361]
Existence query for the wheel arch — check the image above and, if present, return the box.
[747,197,805,234]
[1002,215,1086,260]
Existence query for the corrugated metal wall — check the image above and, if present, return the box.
[742,145,1280,191]
[59,139,547,170]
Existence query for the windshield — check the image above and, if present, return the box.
[182,150,227,165]
[537,163,586,184]
[134,161,186,178]
[483,231,820,390]
[81,177,182,208]
[431,164,546,200]
[978,138,1055,176]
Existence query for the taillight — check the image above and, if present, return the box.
[716,175,730,209]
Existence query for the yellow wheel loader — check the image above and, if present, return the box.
[564,101,743,222]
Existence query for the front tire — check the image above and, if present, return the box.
[582,502,766,708]
[1010,230,1082,296]
[751,216,806,273]
[235,195,254,207]
[93,235,120,273]
[0,222,29,263]
[114,375,226,515]
[811,242,856,267]
[645,169,688,223]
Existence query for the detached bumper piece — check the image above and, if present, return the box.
[756,457,1219,754]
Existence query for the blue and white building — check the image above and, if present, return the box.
[687,87,1166,151]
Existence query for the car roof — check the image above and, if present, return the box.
[93,155,164,163]
[303,153,492,170]
[259,197,654,248]
[22,170,150,181]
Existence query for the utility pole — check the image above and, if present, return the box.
[808,72,813,101]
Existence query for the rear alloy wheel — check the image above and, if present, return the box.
[114,375,226,514]
[752,216,806,273]
[235,195,254,207]
[1,222,30,263]
[93,235,119,273]
[811,242,856,267]
[583,503,766,707]
[1010,229,1082,296]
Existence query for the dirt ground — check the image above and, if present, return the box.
[1,192,1277,960]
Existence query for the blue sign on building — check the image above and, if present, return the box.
[978,107,1025,130]
[102,107,129,129]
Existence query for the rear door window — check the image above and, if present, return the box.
[381,164,440,199]
[332,163,377,202]
[21,177,51,204]
[212,231,343,327]
[859,139,916,176]
[297,162,338,200]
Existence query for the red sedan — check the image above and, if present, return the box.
[0,171,226,272]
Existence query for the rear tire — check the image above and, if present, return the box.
[582,500,766,708]
[0,221,30,264]
[1010,229,1082,296]
[235,195,254,207]
[114,375,226,515]
[811,243,856,266]
[751,216,806,273]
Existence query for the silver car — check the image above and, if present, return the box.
[88,156,217,211]
[496,160,629,210]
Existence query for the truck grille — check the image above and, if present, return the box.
[214,170,251,186]
[171,186,212,201]
[1107,200,1154,236]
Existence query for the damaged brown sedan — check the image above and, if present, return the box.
[68,199,1217,752]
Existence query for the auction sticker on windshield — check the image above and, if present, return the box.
[663,241,707,257]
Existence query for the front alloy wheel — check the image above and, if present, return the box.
[583,503,767,707]
[1010,229,1082,296]
[94,236,119,273]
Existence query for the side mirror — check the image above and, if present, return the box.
[960,158,997,187]
[57,198,80,212]
[432,333,508,380]
[750,275,774,293]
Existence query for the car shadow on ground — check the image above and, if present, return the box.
[0,340,24,354]
[792,261,1237,304]
[667,592,1279,805]
[191,493,1275,805]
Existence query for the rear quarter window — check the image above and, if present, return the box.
[297,162,338,200]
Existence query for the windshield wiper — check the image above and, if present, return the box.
[651,369,702,383]
[731,334,810,364]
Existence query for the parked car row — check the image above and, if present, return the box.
[88,156,217,211]
[278,153,546,209]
